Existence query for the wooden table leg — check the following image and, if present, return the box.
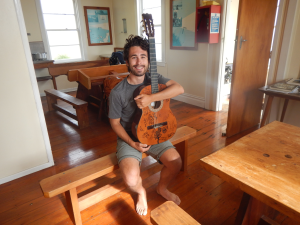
[260,95,274,127]
[280,99,289,122]
[51,76,58,90]
[241,197,279,225]
[234,192,251,225]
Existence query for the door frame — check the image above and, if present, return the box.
[214,0,291,112]
[205,0,229,111]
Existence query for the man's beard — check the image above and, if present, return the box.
[127,64,149,76]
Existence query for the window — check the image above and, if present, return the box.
[137,0,165,65]
[38,0,85,62]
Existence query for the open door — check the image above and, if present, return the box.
[226,0,278,137]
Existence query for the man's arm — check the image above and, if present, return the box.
[109,118,151,152]
[134,80,184,109]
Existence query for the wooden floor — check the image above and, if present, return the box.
[0,92,297,225]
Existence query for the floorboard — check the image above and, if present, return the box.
[0,91,297,225]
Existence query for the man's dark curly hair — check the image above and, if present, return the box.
[123,35,149,62]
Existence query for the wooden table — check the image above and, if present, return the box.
[259,87,300,127]
[33,60,54,69]
[200,121,300,224]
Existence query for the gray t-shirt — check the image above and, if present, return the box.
[108,73,170,133]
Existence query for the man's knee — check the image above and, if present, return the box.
[122,169,140,187]
[119,157,141,187]
[160,148,182,171]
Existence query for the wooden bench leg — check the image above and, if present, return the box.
[65,188,82,225]
[76,106,89,129]
[46,94,57,111]
[174,140,188,172]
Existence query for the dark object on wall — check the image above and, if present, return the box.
[109,51,125,65]
[196,5,221,43]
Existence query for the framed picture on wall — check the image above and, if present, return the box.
[84,6,113,46]
[170,0,198,50]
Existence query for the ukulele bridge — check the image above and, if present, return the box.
[147,122,167,130]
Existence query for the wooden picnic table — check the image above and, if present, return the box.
[200,121,300,224]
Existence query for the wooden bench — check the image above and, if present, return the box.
[67,64,129,120]
[48,59,109,90]
[40,126,196,225]
[45,89,89,129]
[151,201,200,225]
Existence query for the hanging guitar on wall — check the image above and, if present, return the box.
[131,13,177,145]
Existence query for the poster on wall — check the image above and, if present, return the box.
[84,6,113,46]
[210,13,220,33]
[170,0,198,50]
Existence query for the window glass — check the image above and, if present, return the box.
[43,15,76,29]
[143,7,161,24]
[154,26,161,43]
[155,44,162,61]
[47,31,79,45]
[140,0,163,62]
[40,0,83,61]
[50,45,81,60]
[143,0,161,9]
[40,0,74,14]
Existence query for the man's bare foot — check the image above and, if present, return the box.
[157,188,181,205]
[136,189,148,215]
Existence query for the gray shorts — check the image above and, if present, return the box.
[116,138,175,165]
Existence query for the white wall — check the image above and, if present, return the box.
[21,0,42,42]
[0,0,52,184]
[112,0,138,48]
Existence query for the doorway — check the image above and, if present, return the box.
[220,0,239,112]
[219,0,281,114]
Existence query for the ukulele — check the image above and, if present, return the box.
[131,13,177,145]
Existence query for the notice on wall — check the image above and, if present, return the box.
[210,13,220,33]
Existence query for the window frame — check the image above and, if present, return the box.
[35,0,87,63]
[136,0,165,66]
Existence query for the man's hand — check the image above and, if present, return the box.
[134,94,153,109]
[131,142,151,153]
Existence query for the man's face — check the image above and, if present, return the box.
[126,46,149,77]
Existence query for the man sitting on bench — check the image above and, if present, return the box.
[108,35,184,216]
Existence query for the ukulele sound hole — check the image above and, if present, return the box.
[149,100,163,112]
[152,101,161,109]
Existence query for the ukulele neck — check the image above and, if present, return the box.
[149,37,158,94]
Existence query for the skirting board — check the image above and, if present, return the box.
[172,93,205,108]
[39,87,78,97]
[0,161,54,185]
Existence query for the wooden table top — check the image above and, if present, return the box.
[200,121,300,222]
